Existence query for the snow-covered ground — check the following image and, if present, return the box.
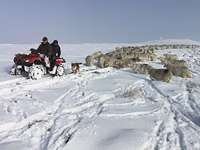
[0,40,200,150]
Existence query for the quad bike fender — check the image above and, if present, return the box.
[24,66,30,72]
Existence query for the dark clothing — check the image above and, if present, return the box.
[49,55,56,71]
[49,42,61,71]
[37,42,53,56]
[51,43,61,58]
[37,41,61,71]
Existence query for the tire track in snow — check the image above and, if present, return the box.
[38,71,116,150]
[143,78,200,150]
[151,83,186,150]
[118,73,185,150]
[0,74,79,146]
[152,48,200,150]
[0,76,69,97]
[0,67,116,149]
[1,67,165,149]
[0,86,77,149]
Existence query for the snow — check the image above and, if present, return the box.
[0,40,200,150]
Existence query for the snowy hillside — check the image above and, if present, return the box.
[0,40,200,150]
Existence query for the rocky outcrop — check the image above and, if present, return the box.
[160,54,178,64]
[160,54,191,78]
[149,68,173,83]
[85,47,156,69]
[85,51,103,66]
[131,64,153,75]
[160,54,187,67]
[85,43,200,69]
[165,64,192,78]
[85,45,193,82]
[107,47,156,61]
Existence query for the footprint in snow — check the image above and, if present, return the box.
[16,82,21,85]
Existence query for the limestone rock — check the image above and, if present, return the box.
[165,64,192,78]
[149,68,173,82]
[85,51,104,66]
[85,46,157,68]
[160,54,191,78]
[131,64,153,74]
[98,55,111,68]
[161,57,187,67]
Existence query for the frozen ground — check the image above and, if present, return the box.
[0,40,200,150]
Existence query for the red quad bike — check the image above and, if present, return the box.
[11,49,66,79]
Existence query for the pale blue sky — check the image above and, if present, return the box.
[0,0,199,43]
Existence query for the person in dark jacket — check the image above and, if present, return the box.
[51,40,61,57]
[37,37,53,70]
[49,40,61,71]
[37,37,52,56]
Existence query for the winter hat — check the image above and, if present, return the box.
[42,37,48,42]
[52,40,58,44]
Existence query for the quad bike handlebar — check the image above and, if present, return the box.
[30,48,39,54]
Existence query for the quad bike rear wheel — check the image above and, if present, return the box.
[29,64,45,80]
[10,65,22,75]
[56,65,65,76]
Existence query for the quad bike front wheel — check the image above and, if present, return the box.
[29,64,45,80]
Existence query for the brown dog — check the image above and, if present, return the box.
[71,63,81,74]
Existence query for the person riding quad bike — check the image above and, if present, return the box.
[49,40,61,72]
[37,37,52,69]
[10,37,65,79]
[37,37,64,75]
[38,37,52,56]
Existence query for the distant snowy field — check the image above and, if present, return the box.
[0,40,200,150]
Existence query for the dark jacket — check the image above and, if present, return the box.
[51,42,61,57]
[37,42,53,56]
